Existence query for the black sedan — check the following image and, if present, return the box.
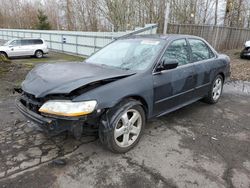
[16,35,230,153]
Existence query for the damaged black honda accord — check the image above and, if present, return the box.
[16,35,230,153]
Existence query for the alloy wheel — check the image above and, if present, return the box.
[114,109,142,148]
[36,51,43,58]
[212,77,222,101]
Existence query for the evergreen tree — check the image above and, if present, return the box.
[37,9,51,30]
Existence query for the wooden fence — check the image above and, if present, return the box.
[167,23,250,51]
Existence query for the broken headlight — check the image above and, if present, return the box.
[39,100,97,117]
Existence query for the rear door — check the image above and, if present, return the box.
[153,39,196,116]
[187,38,217,98]
[20,39,35,56]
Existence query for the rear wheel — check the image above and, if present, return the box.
[35,50,43,58]
[99,99,145,153]
[204,75,224,104]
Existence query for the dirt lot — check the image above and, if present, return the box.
[0,49,249,188]
[223,49,250,81]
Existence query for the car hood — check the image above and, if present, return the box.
[22,62,136,98]
[0,46,7,50]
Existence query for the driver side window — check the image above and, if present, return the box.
[10,40,21,46]
[162,39,190,66]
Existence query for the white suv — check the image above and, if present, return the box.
[0,38,49,58]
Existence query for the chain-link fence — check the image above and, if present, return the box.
[167,23,250,51]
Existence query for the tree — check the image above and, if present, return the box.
[36,9,51,30]
[65,0,74,30]
[214,0,219,25]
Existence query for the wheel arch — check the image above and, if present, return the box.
[0,51,8,58]
[112,95,149,118]
[34,49,44,54]
[218,72,225,82]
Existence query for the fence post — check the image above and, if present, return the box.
[76,35,78,55]
[61,34,64,52]
[177,24,180,34]
[94,36,97,53]
[49,33,51,49]
[163,3,170,35]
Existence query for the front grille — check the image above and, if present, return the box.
[20,93,42,113]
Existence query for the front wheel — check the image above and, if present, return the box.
[203,75,224,104]
[99,99,145,153]
[0,52,8,59]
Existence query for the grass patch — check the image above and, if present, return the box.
[12,52,85,65]
[23,62,35,69]
[0,55,13,77]
[0,54,11,63]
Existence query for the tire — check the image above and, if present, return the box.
[35,50,43,58]
[203,75,224,104]
[0,52,8,59]
[99,99,146,153]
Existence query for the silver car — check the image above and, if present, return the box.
[0,38,49,58]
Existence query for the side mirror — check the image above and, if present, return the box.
[9,45,13,48]
[162,58,179,70]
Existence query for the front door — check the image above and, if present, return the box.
[8,40,23,57]
[153,39,196,116]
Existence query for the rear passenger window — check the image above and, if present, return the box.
[162,39,190,66]
[188,39,215,62]
[33,39,43,44]
[21,40,33,45]
[21,39,43,46]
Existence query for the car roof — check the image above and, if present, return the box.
[125,34,202,41]
[12,38,44,40]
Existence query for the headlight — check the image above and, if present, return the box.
[39,100,97,117]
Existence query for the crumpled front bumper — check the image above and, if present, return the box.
[15,97,84,135]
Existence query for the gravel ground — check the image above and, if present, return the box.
[0,49,249,188]
[223,49,250,81]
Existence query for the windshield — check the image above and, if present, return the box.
[3,39,15,46]
[3,41,11,46]
[86,39,165,71]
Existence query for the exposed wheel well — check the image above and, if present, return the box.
[218,72,225,82]
[118,96,149,118]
